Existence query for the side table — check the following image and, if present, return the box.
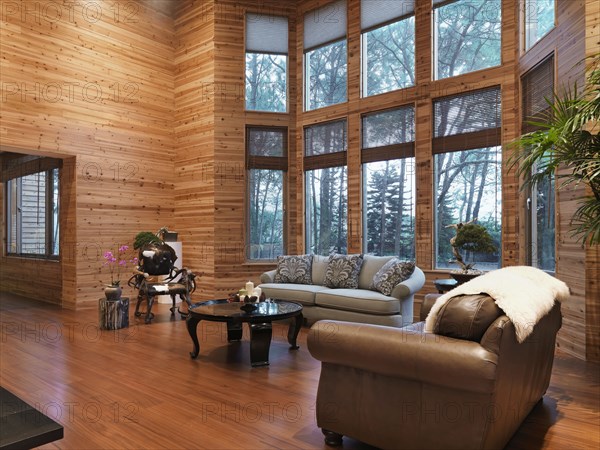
[434,278,458,294]
[99,297,129,330]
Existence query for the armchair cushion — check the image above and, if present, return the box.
[433,294,503,342]
[273,255,313,284]
[370,259,415,296]
[323,254,364,289]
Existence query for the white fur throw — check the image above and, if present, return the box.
[425,266,570,343]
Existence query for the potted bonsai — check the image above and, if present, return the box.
[447,219,498,283]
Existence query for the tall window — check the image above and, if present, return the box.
[305,120,347,255]
[433,0,501,80]
[245,14,288,112]
[433,87,502,270]
[304,0,347,111]
[362,105,415,258]
[6,166,60,258]
[522,54,555,271]
[247,127,288,260]
[524,0,555,51]
[361,0,415,97]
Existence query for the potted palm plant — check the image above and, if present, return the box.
[509,54,600,246]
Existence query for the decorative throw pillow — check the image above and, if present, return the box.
[323,254,364,289]
[370,259,415,296]
[273,255,313,284]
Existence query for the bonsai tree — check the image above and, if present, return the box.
[509,54,600,246]
[447,220,498,273]
[133,231,163,250]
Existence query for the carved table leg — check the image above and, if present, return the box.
[322,429,343,446]
[227,319,243,341]
[249,322,272,367]
[187,315,201,359]
[287,313,303,349]
[145,296,155,324]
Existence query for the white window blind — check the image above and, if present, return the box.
[361,0,414,30]
[246,14,288,54]
[304,0,347,50]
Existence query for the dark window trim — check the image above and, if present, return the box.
[304,152,348,171]
[361,143,415,163]
[432,128,502,154]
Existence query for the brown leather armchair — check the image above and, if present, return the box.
[307,293,562,450]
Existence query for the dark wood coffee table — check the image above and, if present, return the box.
[186,300,303,366]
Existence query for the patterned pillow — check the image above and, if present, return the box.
[323,254,364,289]
[370,259,416,296]
[274,255,313,284]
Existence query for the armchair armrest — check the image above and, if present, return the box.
[391,266,425,299]
[260,269,277,284]
[308,320,498,394]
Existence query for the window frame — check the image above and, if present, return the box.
[360,12,416,98]
[361,105,417,258]
[304,38,348,112]
[245,126,289,261]
[304,118,348,255]
[522,0,556,53]
[5,168,60,260]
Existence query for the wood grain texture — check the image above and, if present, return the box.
[0,292,598,450]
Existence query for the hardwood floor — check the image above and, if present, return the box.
[1,292,598,449]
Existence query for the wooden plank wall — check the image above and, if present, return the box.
[0,0,177,307]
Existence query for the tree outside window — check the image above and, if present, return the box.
[433,0,501,80]
[247,127,287,260]
[245,14,288,112]
[362,105,415,258]
[305,119,348,255]
[361,0,415,97]
[524,0,554,51]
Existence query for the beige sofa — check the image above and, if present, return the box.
[259,255,425,327]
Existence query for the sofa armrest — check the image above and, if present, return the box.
[391,266,425,299]
[260,269,277,284]
[420,293,441,322]
[308,320,498,394]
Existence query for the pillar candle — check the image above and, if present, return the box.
[245,281,254,294]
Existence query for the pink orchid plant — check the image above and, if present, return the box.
[103,245,138,286]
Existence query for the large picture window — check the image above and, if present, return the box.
[521,54,555,271]
[305,119,348,255]
[362,105,415,258]
[361,0,415,97]
[433,0,501,80]
[304,0,347,111]
[433,87,502,270]
[524,0,555,51]
[247,127,287,260]
[245,14,288,112]
[6,165,60,258]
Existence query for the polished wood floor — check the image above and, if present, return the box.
[0,292,598,449]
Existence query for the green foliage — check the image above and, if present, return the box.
[133,232,162,250]
[509,54,600,245]
[453,223,497,254]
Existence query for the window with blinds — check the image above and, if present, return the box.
[432,86,502,154]
[245,14,288,112]
[304,0,347,110]
[246,127,288,260]
[361,105,415,162]
[361,0,415,96]
[521,54,555,133]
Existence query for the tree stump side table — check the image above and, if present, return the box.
[99,297,129,330]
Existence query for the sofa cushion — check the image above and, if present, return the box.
[259,283,328,306]
[323,254,364,289]
[433,294,503,342]
[312,255,329,286]
[358,255,394,290]
[370,259,416,296]
[274,255,313,284]
[315,289,401,315]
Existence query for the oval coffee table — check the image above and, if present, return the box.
[186,300,303,366]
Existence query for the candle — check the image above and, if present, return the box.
[245,281,254,294]
[253,287,262,299]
